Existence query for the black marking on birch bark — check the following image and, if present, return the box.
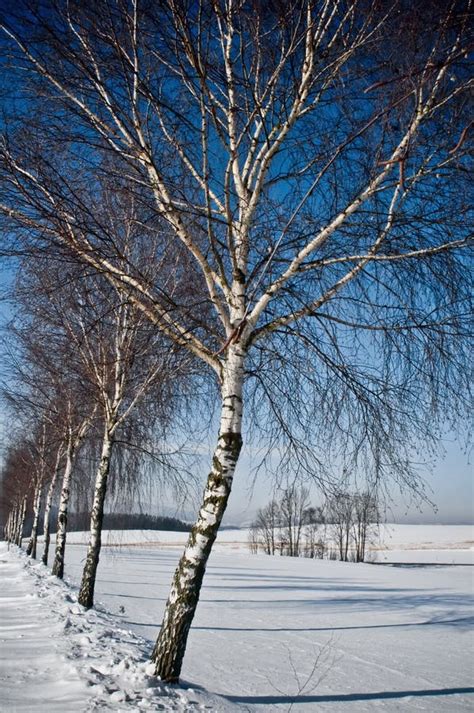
[203,493,227,509]
[234,268,246,284]
[152,426,243,682]
[219,431,243,459]
[223,393,243,402]
[42,534,50,566]
[78,443,112,609]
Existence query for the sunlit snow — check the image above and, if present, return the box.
[1,524,473,711]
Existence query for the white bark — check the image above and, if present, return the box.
[51,407,95,578]
[51,446,74,579]
[5,510,13,544]
[26,481,42,559]
[12,508,19,544]
[16,496,27,547]
[152,344,245,681]
[77,428,114,608]
[11,507,18,546]
[42,449,62,566]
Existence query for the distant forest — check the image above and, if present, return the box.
[29,512,191,535]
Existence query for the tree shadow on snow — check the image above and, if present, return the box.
[225,686,474,705]
[197,591,473,612]
[191,613,474,633]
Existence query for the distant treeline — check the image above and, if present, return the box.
[30,511,191,535]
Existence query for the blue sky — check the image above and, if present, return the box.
[1,263,472,525]
[216,437,473,526]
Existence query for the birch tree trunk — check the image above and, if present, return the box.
[6,510,14,544]
[42,454,61,566]
[51,447,74,579]
[8,511,14,543]
[11,506,18,545]
[78,428,114,608]
[12,509,17,544]
[26,481,43,559]
[152,345,245,682]
[16,496,27,547]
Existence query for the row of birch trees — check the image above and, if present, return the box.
[2,252,196,608]
[0,0,472,684]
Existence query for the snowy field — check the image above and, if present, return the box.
[63,522,474,564]
[1,524,473,711]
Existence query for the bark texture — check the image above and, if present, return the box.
[152,346,244,682]
[26,482,42,558]
[7,510,15,544]
[51,450,74,578]
[77,431,113,608]
[11,510,16,543]
[42,458,61,566]
[16,496,27,547]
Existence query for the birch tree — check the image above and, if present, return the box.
[75,295,163,608]
[326,491,354,561]
[252,499,279,555]
[0,0,472,680]
[280,486,310,557]
[41,440,64,565]
[25,425,47,559]
[352,491,379,563]
[52,400,97,578]
[3,384,69,563]
[13,227,192,604]
[53,275,187,609]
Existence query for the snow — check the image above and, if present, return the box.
[377,524,474,564]
[0,546,88,712]
[62,522,474,564]
[1,524,473,711]
[0,542,238,712]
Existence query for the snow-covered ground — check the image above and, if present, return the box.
[0,542,236,711]
[64,522,474,564]
[1,524,473,711]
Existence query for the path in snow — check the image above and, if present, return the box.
[0,542,88,712]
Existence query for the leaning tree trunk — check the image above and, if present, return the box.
[11,508,18,545]
[6,509,14,544]
[78,428,114,608]
[10,507,18,546]
[26,481,43,558]
[51,448,74,579]
[16,496,27,547]
[42,452,62,566]
[152,345,245,682]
